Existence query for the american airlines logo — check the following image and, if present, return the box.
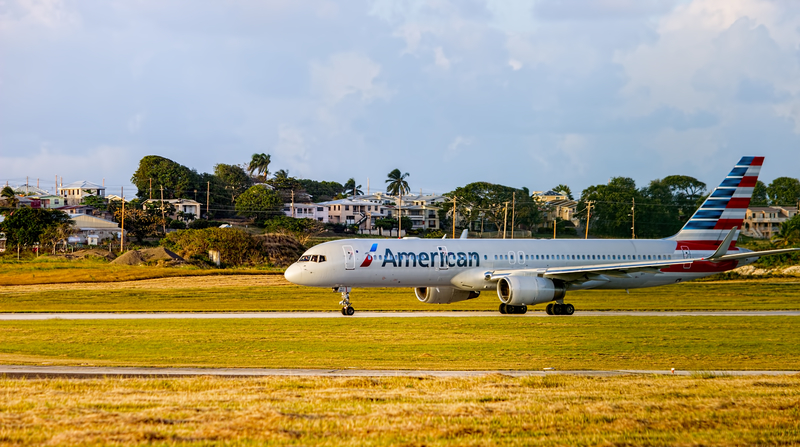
[380,248,480,268]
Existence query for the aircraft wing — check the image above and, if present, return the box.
[705,247,800,262]
[486,257,700,284]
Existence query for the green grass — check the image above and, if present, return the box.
[2,280,800,312]
[1,317,798,370]
[0,256,281,286]
[1,375,798,446]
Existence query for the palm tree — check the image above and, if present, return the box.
[386,169,410,238]
[344,178,363,197]
[771,215,800,247]
[248,153,271,182]
[1,186,19,208]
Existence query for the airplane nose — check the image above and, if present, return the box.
[284,263,302,284]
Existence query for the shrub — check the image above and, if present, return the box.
[160,228,305,267]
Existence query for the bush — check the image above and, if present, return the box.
[160,228,306,267]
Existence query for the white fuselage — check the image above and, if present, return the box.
[284,237,752,292]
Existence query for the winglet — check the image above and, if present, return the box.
[706,227,737,261]
[460,229,469,240]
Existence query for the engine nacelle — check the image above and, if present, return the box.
[415,287,481,304]
[497,276,566,306]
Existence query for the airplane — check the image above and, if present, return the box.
[284,157,800,316]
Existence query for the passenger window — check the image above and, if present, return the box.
[484,255,487,260]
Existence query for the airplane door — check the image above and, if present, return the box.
[343,245,356,270]
[681,246,691,269]
[437,246,448,270]
[518,251,525,265]
[508,251,516,265]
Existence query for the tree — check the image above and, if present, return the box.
[579,177,640,238]
[0,208,72,252]
[1,186,18,209]
[446,182,539,233]
[248,153,271,181]
[374,218,394,237]
[386,169,410,236]
[661,175,706,222]
[751,180,769,206]
[298,179,344,202]
[80,194,107,211]
[268,169,301,191]
[385,169,410,197]
[235,185,283,225]
[131,155,200,200]
[114,205,162,242]
[343,178,363,197]
[771,214,800,247]
[767,177,800,206]
[214,163,253,205]
[552,184,574,200]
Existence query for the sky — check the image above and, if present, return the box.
[1,0,799,199]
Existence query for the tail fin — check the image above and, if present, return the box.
[668,156,763,248]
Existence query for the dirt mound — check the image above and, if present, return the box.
[111,247,185,266]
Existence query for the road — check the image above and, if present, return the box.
[1,311,799,320]
[0,365,796,379]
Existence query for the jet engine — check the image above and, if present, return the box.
[497,276,566,306]
[415,287,481,304]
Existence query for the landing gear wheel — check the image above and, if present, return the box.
[553,303,563,315]
[338,288,354,316]
[341,308,346,315]
[564,304,575,315]
[519,305,528,314]
[345,306,355,316]
[499,303,507,314]
[545,303,554,315]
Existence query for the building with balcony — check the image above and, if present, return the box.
[743,206,799,239]
[58,181,105,206]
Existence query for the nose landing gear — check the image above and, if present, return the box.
[337,287,355,316]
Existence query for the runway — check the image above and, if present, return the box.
[0,364,797,379]
[1,310,799,320]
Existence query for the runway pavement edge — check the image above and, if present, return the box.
[0,365,797,379]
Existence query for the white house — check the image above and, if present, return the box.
[58,180,105,206]
[143,198,202,220]
[70,214,124,243]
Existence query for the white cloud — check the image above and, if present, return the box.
[127,114,145,134]
[272,124,312,174]
[433,47,451,69]
[508,58,522,70]
[310,52,392,105]
[444,135,474,161]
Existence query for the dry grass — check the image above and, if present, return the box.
[0,375,797,446]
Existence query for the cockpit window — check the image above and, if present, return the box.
[318,255,326,262]
[298,255,312,262]
[311,255,318,262]
[299,254,326,263]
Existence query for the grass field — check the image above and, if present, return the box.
[0,256,281,286]
[0,374,798,446]
[1,317,798,370]
[2,275,800,312]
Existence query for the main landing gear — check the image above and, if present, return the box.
[545,302,575,316]
[499,303,528,314]
[338,287,355,316]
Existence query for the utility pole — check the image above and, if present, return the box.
[291,190,295,218]
[631,198,636,239]
[553,206,559,240]
[149,178,152,200]
[160,185,166,234]
[511,192,516,239]
[120,187,125,253]
[452,197,456,239]
[206,182,210,218]
[584,201,595,239]
[503,202,509,239]
[398,192,403,239]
